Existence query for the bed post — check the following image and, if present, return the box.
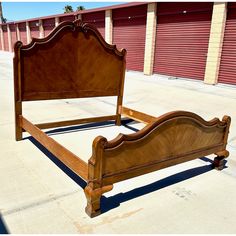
[13,42,23,141]
[115,96,123,126]
[14,101,22,141]
[115,49,126,126]
[84,136,113,217]
[213,115,231,170]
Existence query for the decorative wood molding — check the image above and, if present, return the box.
[105,111,229,149]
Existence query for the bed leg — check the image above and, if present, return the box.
[84,184,113,218]
[15,102,23,141]
[116,114,122,126]
[213,150,229,170]
[15,120,23,141]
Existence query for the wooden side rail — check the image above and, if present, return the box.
[120,106,156,124]
[20,116,88,180]
[35,115,118,130]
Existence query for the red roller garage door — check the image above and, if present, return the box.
[59,14,75,22]
[2,25,9,51]
[218,3,236,85]
[113,4,147,71]
[9,24,17,50]
[29,20,39,39]
[0,29,2,50]
[154,2,213,80]
[82,11,105,39]
[43,18,55,37]
[0,25,3,50]
[18,22,27,45]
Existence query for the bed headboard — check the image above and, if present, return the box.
[13,20,126,102]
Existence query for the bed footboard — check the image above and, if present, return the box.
[84,110,231,217]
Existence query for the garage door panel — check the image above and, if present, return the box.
[113,18,146,71]
[43,18,55,37]
[9,24,17,50]
[113,5,147,71]
[2,25,9,51]
[18,23,27,45]
[29,21,39,39]
[82,11,105,39]
[59,15,75,22]
[154,2,213,80]
[218,6,236,85]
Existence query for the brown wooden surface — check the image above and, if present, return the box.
[13,48,23,141]
[35,115,117,130]
[21,115,88,180]
[14,20,126,101]
[120,106,156,124]
[85,135,114,217]
[96,111,230,185]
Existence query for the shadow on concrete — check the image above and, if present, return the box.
[100,159,227,214]
[44,118,134,137]
[0,214,9,234]
[28,137,87,189]
[25,118,135,189]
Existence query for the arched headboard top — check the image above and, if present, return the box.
[14,20,126,101]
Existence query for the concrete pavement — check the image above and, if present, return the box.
[0,51,236,233]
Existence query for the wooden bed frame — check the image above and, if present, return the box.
[13,20,231,218]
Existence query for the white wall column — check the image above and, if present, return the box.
[7,24,12,52]
[55,17,60,27]
[77,14,82,20]
[204,2,227,84]
[26,21,31,43]
[105,9,112,44]
[39,19,44,38]
[143,3,157,75]
[0,25,4,50]
[16,24,20,41]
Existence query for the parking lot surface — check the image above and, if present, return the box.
[1,51,236,233]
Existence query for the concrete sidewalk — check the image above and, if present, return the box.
[0,51,236,233]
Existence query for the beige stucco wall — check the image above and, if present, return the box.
[16,24,20,41]
[204,2,227,84]
[39,19,44,38]
[105,10,112,44]
[143,3,157,75]
[55,17,60,27]
[0,25,4,50]
[26,21,31,44]
[7,24,12,52]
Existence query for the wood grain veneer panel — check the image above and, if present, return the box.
[101,111,230,182]
[15,21,126,101]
